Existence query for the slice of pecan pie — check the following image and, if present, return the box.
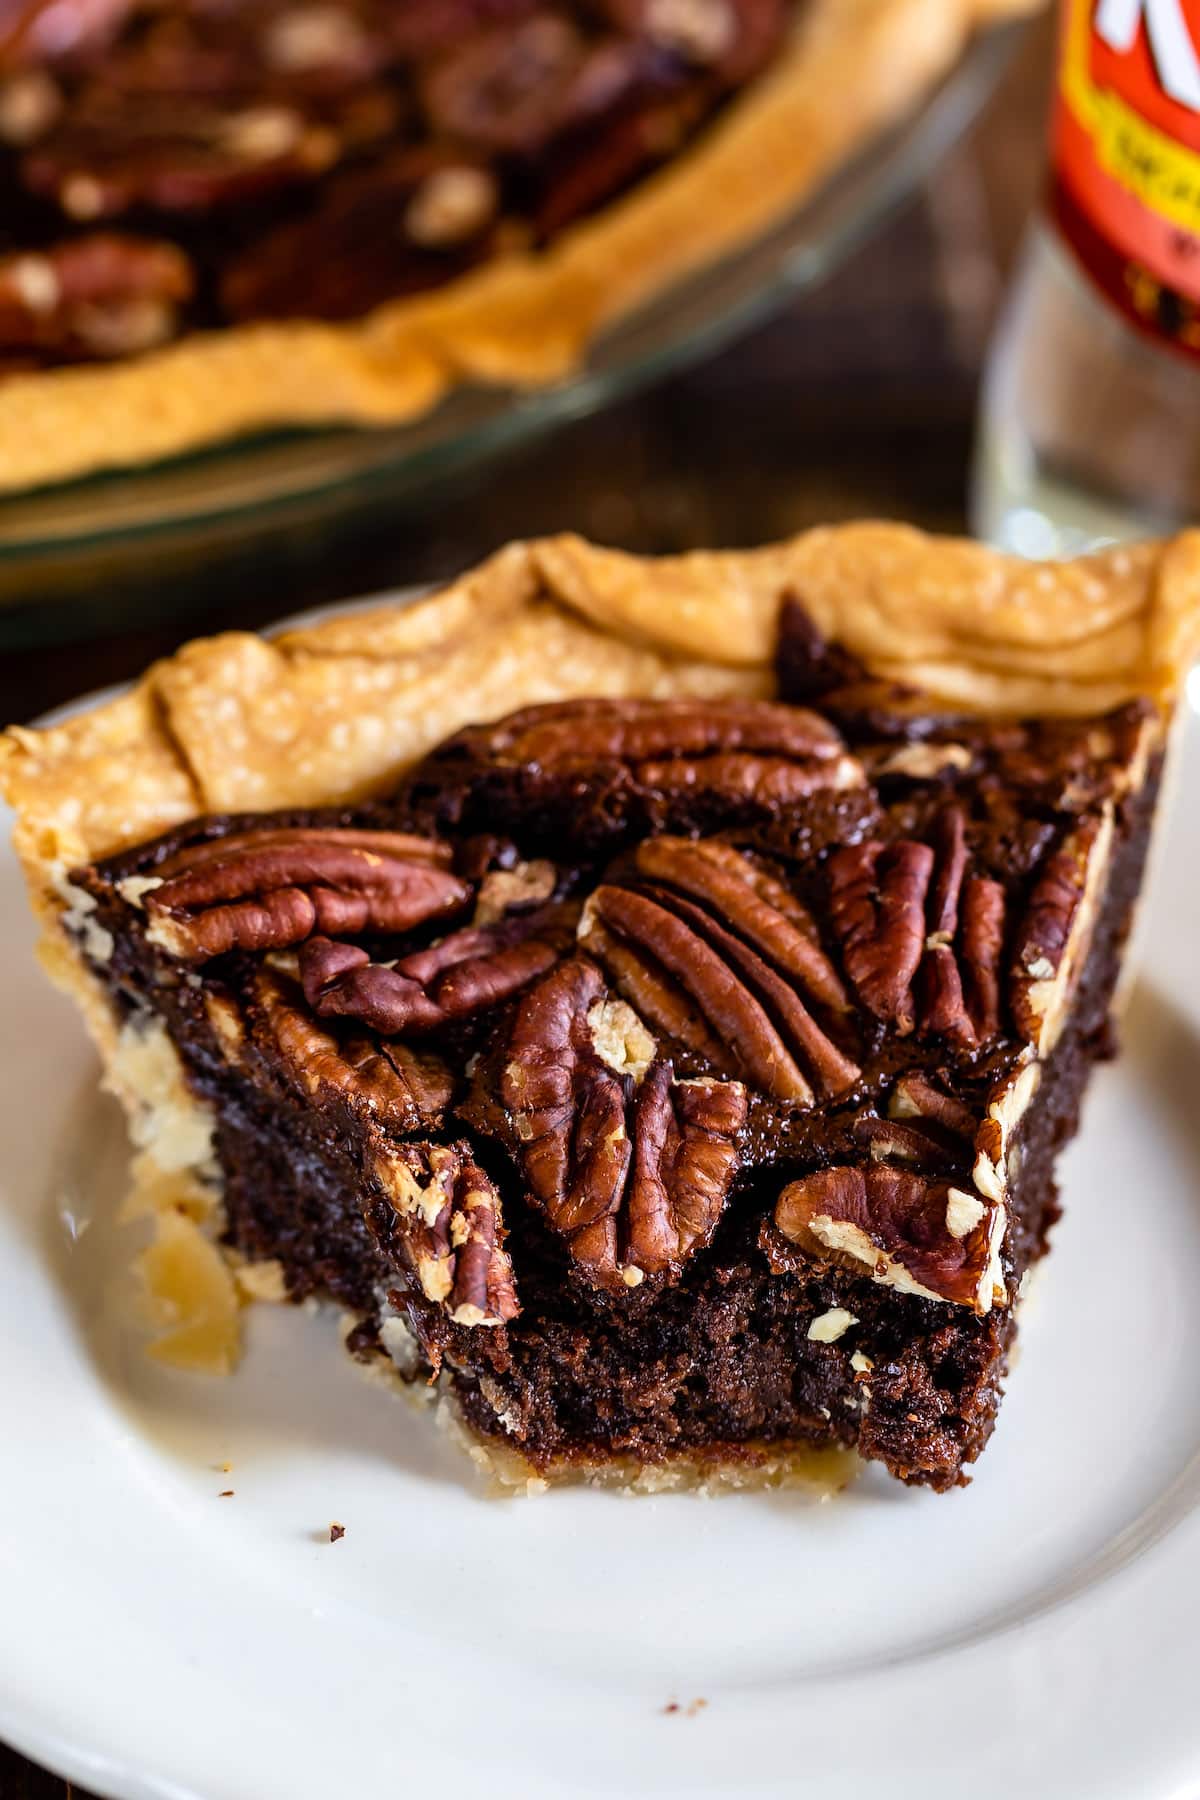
[5,524,1199,1491]
[0,0,1035,492]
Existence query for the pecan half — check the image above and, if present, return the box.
[827,840,931,1034]
[249,971,452,1131]
[509,696,853,776]
[635,837,849,1013]
[602,0,788,82]
[500,957,745,1284]
[851,1114,961,1175]
[420,14,655,158]
[581,862,860,1103]
[623,1064,747,1277]
[0,234,193,362]
[370,1141,518,1327]
[774,1165,1007,1315]
[1010,811,1112,1054]
[574,908,727,1066]
[299,900,578,1034]
[883,1064,1040,1217]
[888,1072,978,1142]
[139,826,468,962]
[853,1068,987,1180]
[222,146,499,322]
[405,695,868,852]
[957,874,1006,1043]
[430,696,861,811]
[918,807,1006,1050]
[637,750,860,805]
[828,811,1006,1048]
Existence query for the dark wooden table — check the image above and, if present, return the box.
[0,17,1052,1795]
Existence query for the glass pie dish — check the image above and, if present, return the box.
[0,20,1021,640]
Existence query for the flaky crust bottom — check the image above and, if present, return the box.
[350,1329,862,1498]
[0,0,1037,495]
[450,1412,862,1500]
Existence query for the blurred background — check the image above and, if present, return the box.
[0,10,1054,732]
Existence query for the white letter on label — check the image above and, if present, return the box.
[1096,0,1200,109]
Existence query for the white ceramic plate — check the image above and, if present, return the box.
[2,674,1199,1800]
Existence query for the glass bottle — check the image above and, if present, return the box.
[973,0,1200,553]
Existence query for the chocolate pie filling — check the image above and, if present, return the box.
[65,605,1163,1491]
[0,0,795,369]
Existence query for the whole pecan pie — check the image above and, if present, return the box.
[0,0,1034,492]
[5,521,1198,1491]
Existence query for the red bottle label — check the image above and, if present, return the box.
[1053,0,1200,356]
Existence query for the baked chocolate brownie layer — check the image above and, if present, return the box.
[63,610,1164,1491]
[0,0,795,369]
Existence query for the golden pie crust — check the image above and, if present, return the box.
[0,0,1036,495]
[6,521,1200,879]
[5,517,1199,1385]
